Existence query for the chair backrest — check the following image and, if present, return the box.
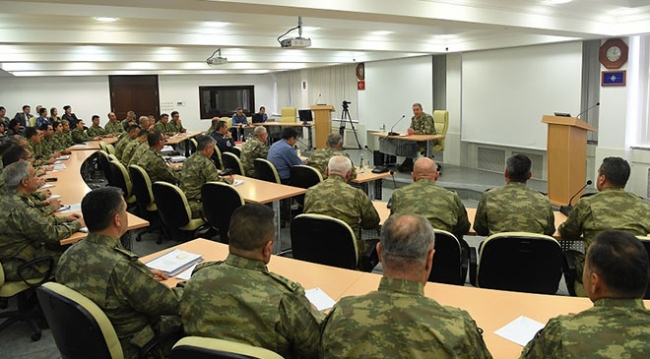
[108,153,119,162]
[172,336,283,359]
[29,116,37,127]
[254,159,280,184]
[222,152,245,176]
[477,232,563,294]
[231,146,241,158]
[428,230,465,285]
[98,141,108,152]
[636,236,650,299]
[432,110,449,152]
[221,117,232,127]
[290,214,358,270]
[152,181,192,229]
[290,165,323,189]
[280,107,296,123]
[211,146,224,171]
[189,138,198,155]
[108,160,133,198]
[36,282,123,359]
[106,143,116,155]
[128,164,156,213]
[201,182,245,242]
[95,150,112,180]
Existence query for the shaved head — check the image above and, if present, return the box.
[413,157,438,177]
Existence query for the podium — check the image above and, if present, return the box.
[542,115,596,206]
[311,105,335,149]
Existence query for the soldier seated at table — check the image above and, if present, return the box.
[137,131,181,184]
[521,230,650,358]
[397,103,436,173]
[240,126,269,178]
[307,132,357,180]
[473,154,554,237]
[181,204,323,358]
[320,214,492,358]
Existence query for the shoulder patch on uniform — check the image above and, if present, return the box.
[267,272,302,292]
[194,260,224,273]
[113,246,138,261]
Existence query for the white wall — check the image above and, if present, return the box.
[0,76,110,122]
[158,74,276,132]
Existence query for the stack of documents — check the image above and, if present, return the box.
[168,156,186,163]
[145,249,203,276]
[232,179,244,187]
[56,155,70,161]
[53,163,67,170]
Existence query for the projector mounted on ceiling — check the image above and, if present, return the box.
[277,16,311,49]
[206,48,228,66]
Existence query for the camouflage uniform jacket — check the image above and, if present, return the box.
[390,178,470,238]
[303,175,380,249]
[25,140,48,167]
[87,124,109,137]
[128,142,150,167]
[105,121,125,136]
[180,151,226,202]
[559,188,650,276]
[181,254,324,358]
[169,120,184,133]
[473,182,555,236]
[321,277,492,359]
[153,121,175,136]
[0,189,80,280]
[410,112,436,135]
[205,125,217,136]
[137,147,180,184]
[71,128,92,144]
[240,137,269,177]
[521,298,650,358]
[115,135,133,159]
[52,132,71,152]
[56,233,182,358]
[0,160,4,196]
[61,131,75,148]
[307,147,357,180]
[120,139,140,166]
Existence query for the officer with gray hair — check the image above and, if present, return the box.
[240,125,269,177]
[307,132,357,179]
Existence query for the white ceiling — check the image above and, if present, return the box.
[0,0,649,77]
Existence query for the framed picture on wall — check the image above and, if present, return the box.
[601,70,626,87]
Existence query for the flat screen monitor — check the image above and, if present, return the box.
[298,109,313,123]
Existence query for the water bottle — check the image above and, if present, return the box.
[360,153,365,173]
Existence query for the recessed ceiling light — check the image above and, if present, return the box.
[371,30,393,35]
[541,0,572,4]
[204,21,229,27]
[95,17,118,22]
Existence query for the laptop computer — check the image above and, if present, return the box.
[298,109,313,123]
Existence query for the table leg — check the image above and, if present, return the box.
[273,200,281,253]
[374,179,383,200]
[426,140,431,158]
[308,126,313,150]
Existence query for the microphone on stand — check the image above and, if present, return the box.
[315,93,322,105]
[387,115,406,136]
[559,180,593,216]
[575,103,600,119]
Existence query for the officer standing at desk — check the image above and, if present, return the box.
[398,103,436,173]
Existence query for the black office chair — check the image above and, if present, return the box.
[201,182,245,243]
[470,232,563,294]
[152,182,206,242]
[254,158,281,184]
[231,146,241,158]
[188,138,198,156]
[428,230,469,286]
[289,165,322,210]
[211,146,225,171]
[107,160,136,207]
[290,214,378,271]
[636,236,650,299]
[129,165,163,244]
[172,336,283,359]
[222,152,245,176]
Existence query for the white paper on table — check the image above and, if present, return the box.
[176,264,198,280]
[305,288,336,311]
[232,179,244,187]
[58,203,82,214]
[49,194,62,199]
[53,163,67,170]
[54,160,62,164]
[39,184,55,189]
[78,227,89,233]
[71,144,87,148]
[57,155,70,161]
[162,145,174,152]
[494,316,545,346]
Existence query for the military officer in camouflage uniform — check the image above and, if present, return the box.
[128,133,152,167]
[205,117,219,136]
[390,157,470,239]
[474,154,554,236]
[180,136,231,218]
[115,125,141,160]
[38,123,61,159]
[153,113,175,136]
[51,122,72,153]
[71,120,100,144]
[87,115,112,138]
[307,132,357,180]
[303,156,380,257]
[559,157,650,296]
[104,112,124,136]
[240,126,269,177]
[398,103,436,173]
[57,120,75,149]
[25,127,54,167]
[522,230,650,358]
[0,162,82,280]
[137,131,180,184]
[169,111,186,134]
[321,214,492,358]
[57,187,182,359]
[181,204,323,358]
[121,129,147,166]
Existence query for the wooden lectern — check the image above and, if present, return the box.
[542,115,596,207]
[311,105,334,149]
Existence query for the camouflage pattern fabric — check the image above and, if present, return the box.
[25,141,48,167]
[87,124,109,137]
[307,147,357,180]
[71,128,92,144]
[240,137,268,177]
[321,277,492,359]
[153,121,175,136]
[120,139,140,166]
[105,121,125,135]
[169,120,184,133]
[473,182,555,236]
[56,233,182,359]
[115,136,134,160]
[558,188,650,280]
[390,178,470,238]
[0,160,4,195]
[410,112,436,135]
[181,254,324,358]
[180,151,228,218]
[40,136,56,158]
[205,125,217,136]
[52,132,72,152]
[128,142,150,167]
[0,189,80,280]
[521,298,650,358]
[137,147,180,184]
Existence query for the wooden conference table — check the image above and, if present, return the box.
[350,168,391,200]
[144,238,644,358]
[41,150,149,246]
[371,132,444,158]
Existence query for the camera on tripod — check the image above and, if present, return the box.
[342,100,351,110]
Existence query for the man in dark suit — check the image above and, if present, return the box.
[13,105,32,127]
